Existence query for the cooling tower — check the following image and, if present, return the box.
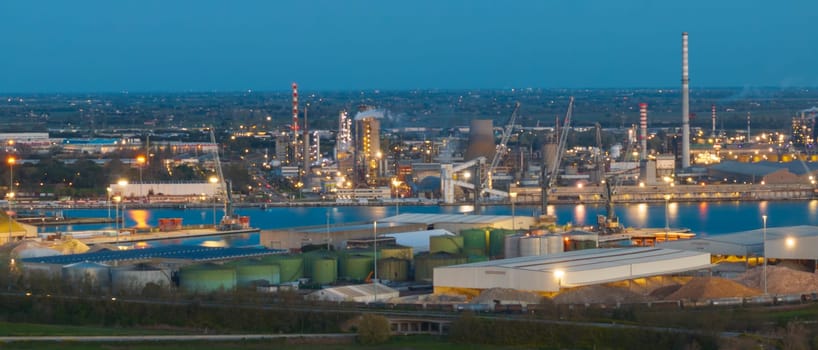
[465,119,495,161]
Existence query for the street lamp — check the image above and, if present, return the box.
[762,214,768,295]
[509,192,518,231]
[113,195,122,243]
[136,155,146,199]
[554,269,564,291]
[7,156,14,244]
[373,220,378,302]
[106,187,112,219]
[209,176,219,227]
[664,194,671,243]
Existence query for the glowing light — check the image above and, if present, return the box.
[785,237,796,248]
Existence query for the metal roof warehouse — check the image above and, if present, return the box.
[433,247,712,294]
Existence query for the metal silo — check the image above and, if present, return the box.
[489,229,515,258]
[429,235,463,255]
[262,255,304,282]
[179,263,236,293]
[461,228,489,256]
[229,260,281,287]
[341,254,373,281]
[62,261,111,292]
[518,236,541,257]
[504,234,521,259]
[111,264,171,294]
[378,245,413,261]
[414,252,466,282]
[546,234,564,254]
[312,257,338,285]
[377,257,409,282]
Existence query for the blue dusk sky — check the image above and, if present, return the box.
[0,0,816,92]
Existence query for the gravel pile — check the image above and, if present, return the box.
[734,265,818,295]
[553,285,649,305]
[665,277,761,301]
[472,288,544,305]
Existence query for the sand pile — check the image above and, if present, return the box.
[665,277,761,301]
[553,285,649,305]
[735,265,818,295]
[472,288,544,305]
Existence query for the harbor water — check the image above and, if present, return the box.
[30,200,818,247]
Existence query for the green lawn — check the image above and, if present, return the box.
[0,322,193,336]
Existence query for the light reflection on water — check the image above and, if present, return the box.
[33,200,818,247]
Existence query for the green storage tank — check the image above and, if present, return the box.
[414,252,467,282]
[489,229,516,258]
[467,254,489,263]
[232,262,281,287]
[377,258,409,282]
[378,245,413,260]
[261,255,304,282]
[341,254,373,281]
[180,264,236,293]
[302,250,335,277]
[312,257,338,285]
[429,235,463,254]
[461,228,489,256]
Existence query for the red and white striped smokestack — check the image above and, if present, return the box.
[711,104,717,138]
[292,82,300,132]
[681,32,690,168]
[639,103,648,160]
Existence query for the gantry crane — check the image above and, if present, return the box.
[540,97,574,216]
[483,102,520,192]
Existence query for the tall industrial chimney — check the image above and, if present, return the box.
[681,32,691,168]
[639,103,648,160]
[292,83,300,165]
[711,104,717,138]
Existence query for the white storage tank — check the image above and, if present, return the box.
[546,234,564,254]
[518,236,541,257]
[503,234,521,259]
[62,261,111,292]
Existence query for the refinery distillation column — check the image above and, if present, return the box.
[681,32,691,168]
[640,103,648,160]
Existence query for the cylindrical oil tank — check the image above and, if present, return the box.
[379,245,413,260]
[261,254,304,282]
[518,236,541,257]
[62,261,111,291]
[301,250,335,277]
[231,261,281,287]
[179,264,236,293]
[430,235,463,254]
[546,235,564,254]
[414,253,467,282]
[504,234,521,259]
[461,228,488,256]
[377,258,409,282]
[111,265,171,294]
[489,229,515,258]
[312,257,338,285]
[467,254,489,263]
[341,254,373,281]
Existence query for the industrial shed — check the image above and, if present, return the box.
[307,283,399,303]
[433,248,711,294]
[259,221,426,251]
[380,213,535,233]
[661,225,818,264]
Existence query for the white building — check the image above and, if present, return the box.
[434,247,711,294]
[307,283,399,303]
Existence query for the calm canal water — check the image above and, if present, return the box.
[37,200,817,239]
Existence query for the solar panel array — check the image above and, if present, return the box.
[22,245,285,265]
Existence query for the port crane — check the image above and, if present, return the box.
[540,97,574,216]
[483,102,520,192]
[210,128,240,230]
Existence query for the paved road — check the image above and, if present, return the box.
[0,333,354,343]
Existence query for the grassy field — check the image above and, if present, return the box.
[0,335,525,350]
[0,322,194,336]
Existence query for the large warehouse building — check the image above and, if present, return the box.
[433,247,712,295]
[660,225,818,271]
[379,213,536,233]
